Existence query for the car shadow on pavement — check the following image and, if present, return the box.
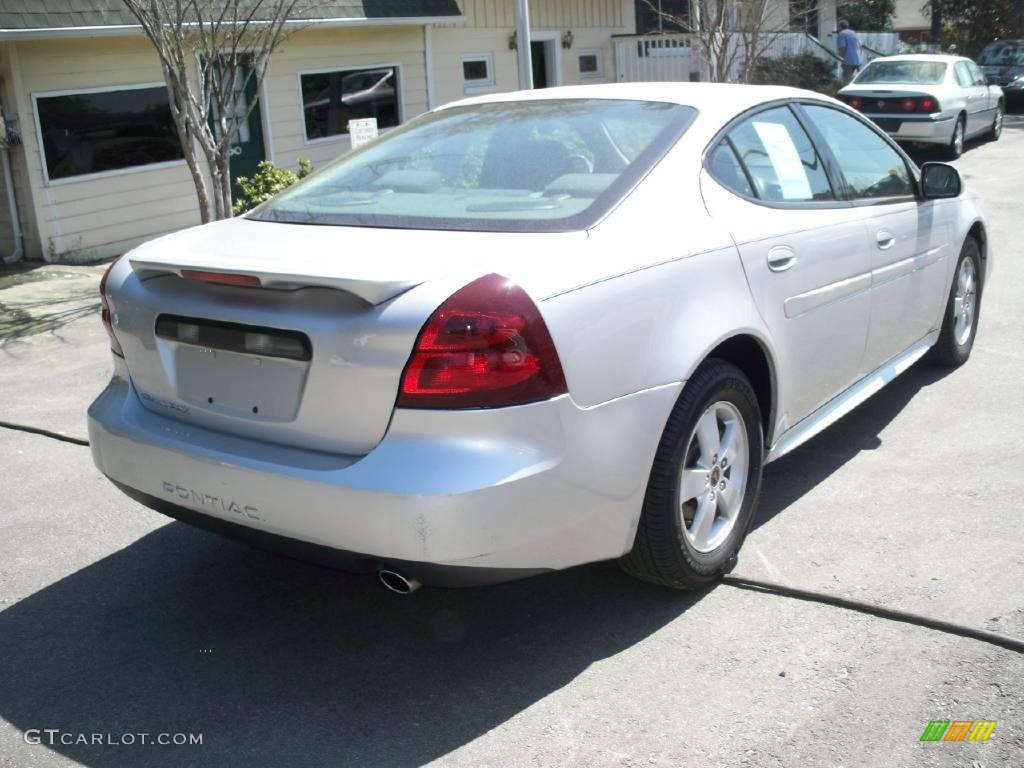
[0,523,708,767]
[753,360,952,532]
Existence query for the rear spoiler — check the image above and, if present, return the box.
[128,257,421,305]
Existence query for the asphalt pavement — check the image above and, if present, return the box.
[1,118,1022,768]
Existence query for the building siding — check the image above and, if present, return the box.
[265,25,428,172]
[8,36,201,262]
[0,3,643,263]
[431,0,633,106]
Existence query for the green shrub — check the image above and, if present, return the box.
[750,53,841,96]
[233,158,312,215]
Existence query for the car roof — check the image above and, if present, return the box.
[438,81,834,123]
[865,54,965,64]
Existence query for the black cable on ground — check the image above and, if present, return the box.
[1,417,1021,654]
[0,420,90,447]
[722,575,1024,654]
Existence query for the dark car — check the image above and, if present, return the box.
[976,39,1024,105]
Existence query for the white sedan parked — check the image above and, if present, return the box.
[89,84,990,592]
[838,54,1004,158]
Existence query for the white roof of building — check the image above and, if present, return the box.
[864,54,968,64]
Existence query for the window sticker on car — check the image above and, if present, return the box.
[752,121,813,200]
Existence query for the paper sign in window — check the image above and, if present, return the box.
[752,121,813,201]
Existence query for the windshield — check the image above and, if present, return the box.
[854,60,947,84]
[252,99,695,233]
[977,41,1024,66]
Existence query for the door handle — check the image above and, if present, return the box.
[767,246,797,272]
[876,231,895,250]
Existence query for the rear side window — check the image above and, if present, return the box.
[955,61,974,87]
[708,140,754,197]
[801,105,913,199]
[725,106,833,202]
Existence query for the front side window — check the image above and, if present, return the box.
[802,105,913,199]
[725,106,833,202]
[253,99,695,233]
[300,67,400,142]
[35,85,184,182]
[855,60,947,84]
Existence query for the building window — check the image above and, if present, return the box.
[300,66,401,142]
[34,84,184,183]
[635,0,690,34]
[462,53,495,92]
[578,50,604,78]
[789,0,819,35]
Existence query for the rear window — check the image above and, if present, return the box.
[251,99,695,233]
[977,42,1024,66]
[854,60,947,84]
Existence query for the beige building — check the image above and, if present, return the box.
[0,0,834,264]
[892,0,930,39]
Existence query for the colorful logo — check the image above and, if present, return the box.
[920,721,996,742]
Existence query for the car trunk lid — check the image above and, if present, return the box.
[111,217,589,455]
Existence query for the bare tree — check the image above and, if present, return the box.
[643,0,819,83]
[123,0,305,222]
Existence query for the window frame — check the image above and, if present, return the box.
[792,101,920,206]
[32,81,188,187]
[703,98,921,209]
[296,62,404,146]
[461,52,496,93]
[577,49,604,80]
[703,101,845,209]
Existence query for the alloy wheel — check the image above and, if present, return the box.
[678,401,749,553]
[953,256,976,346]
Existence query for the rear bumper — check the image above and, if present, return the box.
[864,114,955,145]
[88,363,680,584]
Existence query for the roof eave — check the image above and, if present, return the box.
[0,15,466,41]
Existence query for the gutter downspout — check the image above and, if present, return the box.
[424,23,436,110]
[515,0,533,89]
[0,125,22,264]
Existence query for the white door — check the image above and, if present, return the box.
[702,105,872,428]
[799,103,951,371]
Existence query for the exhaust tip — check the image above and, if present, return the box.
[378,568,422,595]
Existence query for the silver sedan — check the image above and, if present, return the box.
[838,54,1004,158]
[88,84,991,592]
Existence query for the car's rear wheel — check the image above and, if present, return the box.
[928,237,981,368]
[946,115,965,159]
[620,359,763,589]
[988,102,1004,140]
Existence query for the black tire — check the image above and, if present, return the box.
[927,237,982,368]
[620,359,764,589]
[946,115,965,159]
[988,102,1004,141]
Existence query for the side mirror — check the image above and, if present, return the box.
[920,162,962,199]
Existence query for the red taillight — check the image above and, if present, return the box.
[180,269,261,287]
[919,97,937,112]
[901,98,917,112]
[849,97,863,109]
[99,257,124,356]
[397,273,568,409]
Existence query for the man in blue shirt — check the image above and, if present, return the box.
[837,19,862,80]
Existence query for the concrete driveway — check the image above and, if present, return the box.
[1,119,1022,768]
